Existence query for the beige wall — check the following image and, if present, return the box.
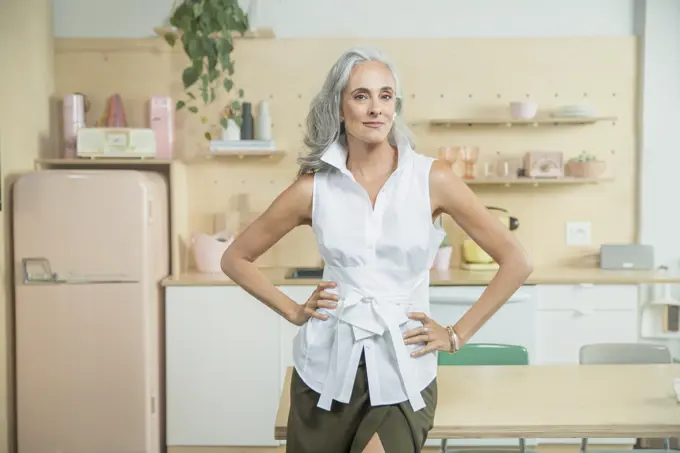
[0,0,55,451]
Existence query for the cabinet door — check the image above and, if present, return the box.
[277,286,315,392]
[535,284,637,446]
[535,284,639,365]
[165,286,280,446]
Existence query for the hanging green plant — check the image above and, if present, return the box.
[162,0,249,140]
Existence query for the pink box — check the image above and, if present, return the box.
[149,96,174,159]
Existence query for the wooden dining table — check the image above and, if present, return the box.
[274,363,680,440]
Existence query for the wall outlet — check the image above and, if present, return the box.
[566,222,591,246]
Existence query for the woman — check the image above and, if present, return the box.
[221,47,533,453]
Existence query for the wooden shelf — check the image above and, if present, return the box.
[429,116,618,127]
[202,149,285,160]
[465,176,613,186]
[153,27,275,40]
[36,158,173,167]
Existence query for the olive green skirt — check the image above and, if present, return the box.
[286,354,438,453]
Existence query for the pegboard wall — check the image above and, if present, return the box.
[53,36,638,270]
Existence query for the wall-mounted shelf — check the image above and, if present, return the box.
[153,27,276,40]
[465,176,614,187]
[203,149,286,160]
[35,158,173,169]
[429,116,618,127]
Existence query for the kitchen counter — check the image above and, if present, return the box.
[161,266,680,286]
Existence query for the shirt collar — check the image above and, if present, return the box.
[320,130,414,177]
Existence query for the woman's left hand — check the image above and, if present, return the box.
[403,312,452,358]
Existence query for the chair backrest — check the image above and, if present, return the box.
[438,343,529,366]
[579,343,671,365]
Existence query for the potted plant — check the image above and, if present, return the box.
[433,234,454,271]
[565,151,606,178]
[162,0,249,140]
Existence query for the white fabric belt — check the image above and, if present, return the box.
[316,287,427,412]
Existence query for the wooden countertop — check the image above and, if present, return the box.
[275,364,680,439]
[162,266,680,286]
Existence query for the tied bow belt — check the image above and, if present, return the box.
[317,287,427,412]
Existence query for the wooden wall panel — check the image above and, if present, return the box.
[53,36,637,270]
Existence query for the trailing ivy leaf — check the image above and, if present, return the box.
[188,106,199,113]
[205,131,212,140]
[208,66,220,82]
[182,62,202,90]
[176,100,186,110]
[220,116,229,129]
[224,78,234,92]
[187,92,196,100]
[200,74,209,103]
[231,100,241,110]
[238,88,244,98]
[210,87,216,102]
[164,32,177,47]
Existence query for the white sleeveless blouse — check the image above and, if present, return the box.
[292,132,446,412]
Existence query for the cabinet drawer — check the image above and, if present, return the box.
[537,284,638,311]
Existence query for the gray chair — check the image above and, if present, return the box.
[578,343,676,453]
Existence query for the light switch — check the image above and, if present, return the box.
[566,222,591,246]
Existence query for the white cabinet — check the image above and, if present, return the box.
[535,284,639,365]
[277,286,314,391]
[165,282,641,448]
[165,286,282,446]
[535,284,638,447]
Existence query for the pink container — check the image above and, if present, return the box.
[149,96,174,160]
[191,233,234,274]
[63,94,86,158]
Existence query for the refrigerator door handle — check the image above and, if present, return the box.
[22,257,139,285]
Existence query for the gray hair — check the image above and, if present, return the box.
[296,46,416,177]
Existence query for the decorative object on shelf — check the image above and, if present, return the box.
[437,146,458,164]
[565,151,606,178]
[432,232,453,271]
[458,146,479,179]
[523,151,564,178]
[240,102,254,140]
[149,95,175,159]
[62,93,88,158]
[256,100,271,141]
[551,104,596,118]
[76,128,157,159]
[192,231,234,274]
[509,101,537,120]
[221,118,241,141]
[640,266,680,338]
[96,93,128,127]
[161,0,249,140]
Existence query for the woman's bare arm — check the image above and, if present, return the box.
[221,174,315,324]
[429,159,533,344]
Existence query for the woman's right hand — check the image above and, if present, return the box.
[289,281,339,326]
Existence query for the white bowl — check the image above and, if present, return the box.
[509,101,538,119]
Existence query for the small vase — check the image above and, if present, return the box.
[433,246,453,271]
[240,102,254,140]
[222,118,241,141]
[256,100,271,141]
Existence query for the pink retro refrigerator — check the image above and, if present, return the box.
[12,169,169,453]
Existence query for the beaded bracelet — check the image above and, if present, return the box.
[445,325,461,353]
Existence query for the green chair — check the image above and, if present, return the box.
[438,343,534,453]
